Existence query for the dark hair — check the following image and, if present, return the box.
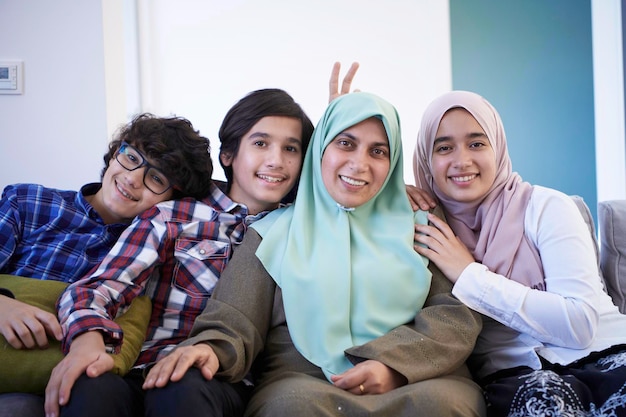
[218,89,314,194]
[101,113,213,200]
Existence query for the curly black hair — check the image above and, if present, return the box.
[102,113,213,200]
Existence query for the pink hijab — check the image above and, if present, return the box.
[413,91,545,290]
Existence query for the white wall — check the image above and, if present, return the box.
[135,0,452,184]
[592,0,626,201]
[0,0,111,192]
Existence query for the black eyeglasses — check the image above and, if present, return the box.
[115,142,172,195]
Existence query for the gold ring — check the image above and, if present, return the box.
[359,384,365,394]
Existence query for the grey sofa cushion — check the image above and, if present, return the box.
[570,195,604,287]
[599,200,626,314]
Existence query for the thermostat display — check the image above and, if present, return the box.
[0,61,23,94]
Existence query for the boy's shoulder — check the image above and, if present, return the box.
[137,182,246,225]
[160,182,232,213]
[2,183,78,203]
[140,196,221,224]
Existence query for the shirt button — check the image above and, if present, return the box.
[199,249,206,255]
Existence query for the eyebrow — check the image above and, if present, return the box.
[337,132,357,140]
[286,136,303,145]
[248,131,302,145]
[248,131,270,139]
[468,132,487,139]
[434,132,486,144]
[374,142,390,149]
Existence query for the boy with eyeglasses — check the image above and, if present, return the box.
[0,112,213,416]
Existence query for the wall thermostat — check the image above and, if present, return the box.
[0,61,24,94]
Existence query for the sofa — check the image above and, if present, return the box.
[572,197,626,314]
[598,199,626,313]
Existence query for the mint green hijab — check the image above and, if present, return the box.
[252,92,431,380]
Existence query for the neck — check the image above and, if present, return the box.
[85,191,131,225]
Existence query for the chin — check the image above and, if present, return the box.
[338,200,360,208]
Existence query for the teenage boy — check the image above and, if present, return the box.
[0,113,214,416]
[45,88,315,417]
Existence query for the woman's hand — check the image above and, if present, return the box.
[406,185,438,211]
[414,212,475,283]
[330,360,406,395]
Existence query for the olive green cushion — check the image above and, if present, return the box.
[0,274,151,394]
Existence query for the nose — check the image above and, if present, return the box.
[125,167,146,188]
[348,149,369,172]
[452,148,471,169]
[266,146,285,169]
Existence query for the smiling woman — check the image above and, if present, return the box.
[321,117,390,209]
[429,108,497,204]
[413,90,626,417]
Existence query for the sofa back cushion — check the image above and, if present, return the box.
[570,195,605,287]
[598,199,626,313]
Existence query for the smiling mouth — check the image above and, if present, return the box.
[450,174,477,183]
[116,181,138,201]
[340,175,366,186]
[257,174,285,183]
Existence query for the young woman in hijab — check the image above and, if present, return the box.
[142,91,486,417]
[413,90,626,417]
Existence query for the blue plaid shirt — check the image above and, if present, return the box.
[59,182,268,366]
[0,183,127,283]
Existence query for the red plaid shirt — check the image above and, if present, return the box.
[58,183,267,367]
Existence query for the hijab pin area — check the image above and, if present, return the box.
[336,203,355,212]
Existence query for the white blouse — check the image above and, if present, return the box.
[452,185,626,380]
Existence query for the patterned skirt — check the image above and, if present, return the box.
[482,345,626,417]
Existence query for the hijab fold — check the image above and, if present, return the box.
[413,90,545,290]
[253,92,432,379]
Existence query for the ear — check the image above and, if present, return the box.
[220,152,233,167]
